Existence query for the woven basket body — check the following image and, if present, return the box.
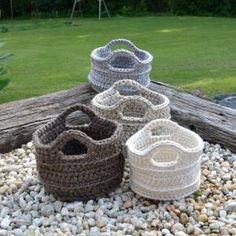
[33,105,124,201]
[91,80,171,143]
[126,119,204,200]
[88,39,153,93]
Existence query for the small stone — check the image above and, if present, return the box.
[162,229,170,235]
[42,217,50,226]
[90,227,100,236]
[27,142,34,149]
[175,232,187,236]
[13,229,24,236]
[96,217,108,228]
[219,210,227,218]
[41,204,54,216]
[225,201,236,212]
[180,213,188,225]
[0,186,8,195]
[205,202,214,208]
[54,201,63,212]
[61,207,69,216]
[171,223,185,233]
[142,232,156,236]
[198,214,208,222]
[60,222,70,233]
[186,225,194,234]
[123,200,133,209]
[0,207,9,218]
[88,218,96,227]
[209,222,220,230]
[227,183,236,190]
[151,219,159,228]
[33,218,41,227]
[85,204,94,212]
[0,217,10,229]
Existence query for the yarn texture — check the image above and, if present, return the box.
[33,104,124,201]
[91,79,171,143]
[126,119,204,200]
[88,39,153,93]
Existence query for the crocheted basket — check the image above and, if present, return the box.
[91,79,171,143]
[126,119,204,200]
[88,39,153,93]
[33,104,124,201]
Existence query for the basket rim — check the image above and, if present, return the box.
[126,119,204,156]
[91,80,169,112]
[33,105,123,150]
[90,46,153,64]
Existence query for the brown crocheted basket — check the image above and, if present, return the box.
[33,104,124,201]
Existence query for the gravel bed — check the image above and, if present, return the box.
[0,142,236,236]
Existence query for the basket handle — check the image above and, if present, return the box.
[107,49,142,73]
[118,97,152,122]
[144,119,178,134]
[150,144,181,168]
[105,39,139,53]
[59,104,96,129]
[111,79,144,94]
[53,130,94,157]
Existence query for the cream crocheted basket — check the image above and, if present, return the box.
[126,119,204,200]
[91,79,171,143]
[88,39,153,93]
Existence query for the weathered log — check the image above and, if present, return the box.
[0,81,236,154]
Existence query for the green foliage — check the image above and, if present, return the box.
[0,0,236,18]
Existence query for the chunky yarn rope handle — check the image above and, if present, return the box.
[105,39,142,73]
[111,79,145,94]
[110,80,153,121]
[149,143,182,169]
[105,39,139,53]
[53,130,94,158]
[59,104,96,129]
[144,119,178,135]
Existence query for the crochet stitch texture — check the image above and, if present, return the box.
[33,104,124,201]
[91,79,171,143]
[88,39,153,93]
[126,119,204,200]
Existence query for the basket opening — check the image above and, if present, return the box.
[66,111,91,127]
[62,139,88,156]
[110,56,135,69]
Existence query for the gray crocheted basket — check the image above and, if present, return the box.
[88,39,153,93]
[91,80,171,143]
[33,104,124,201]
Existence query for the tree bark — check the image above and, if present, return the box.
[0,82,236,154]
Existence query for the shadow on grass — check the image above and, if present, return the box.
[0,79,10,91]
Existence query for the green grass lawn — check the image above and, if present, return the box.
[0,16,236,103]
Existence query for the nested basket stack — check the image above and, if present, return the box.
[126,119,204,200]
[33,105,124,201]
[91,79,171,143]
[32,38,204,201]
[88,39,153,93]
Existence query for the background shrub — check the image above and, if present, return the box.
[0,0,235,18]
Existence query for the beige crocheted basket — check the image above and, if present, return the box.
[91,79,171,143]
[126,119,204,200]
